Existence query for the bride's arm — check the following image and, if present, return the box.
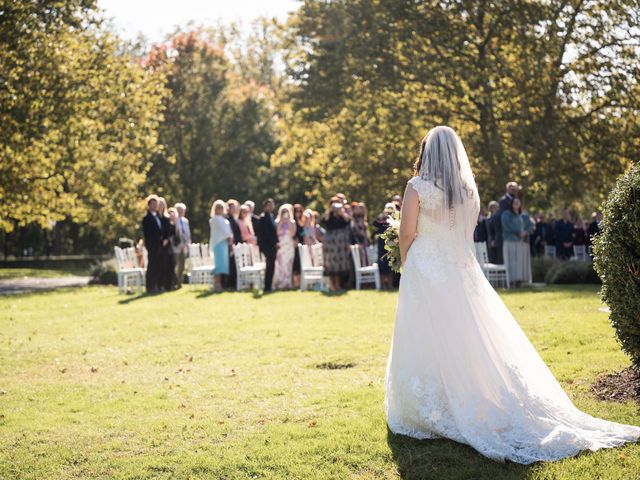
[399,183,419,266]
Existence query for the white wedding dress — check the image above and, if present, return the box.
[385,176,640,464]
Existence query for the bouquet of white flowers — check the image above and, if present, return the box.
[380,211,401,273]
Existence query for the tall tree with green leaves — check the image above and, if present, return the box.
[0,0,166,240]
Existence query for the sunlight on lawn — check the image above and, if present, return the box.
[0,285,638,479]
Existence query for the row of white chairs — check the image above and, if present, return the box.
[115,241,382,293]
[544,244,590,261]
[474,242,510,289]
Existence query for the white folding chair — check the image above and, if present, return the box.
[572,245,587,261]
[187,243,213,287]
[366,244,378,266]
[298,243,326,291]
[544,245,557,258]
[474,242,509,289]
[350,245,380,290]
[311,243,324,267]
[114,246,144,294]
[233,243,263,291]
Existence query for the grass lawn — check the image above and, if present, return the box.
[0,285,638,479]
[0,268,87,280]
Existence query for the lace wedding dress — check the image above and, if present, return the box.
[385,176,640,464]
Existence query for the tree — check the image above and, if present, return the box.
[145,28,279,240]
[0,0,166,242]
[278,0,640,214]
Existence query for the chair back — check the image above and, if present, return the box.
[366,245,377,266]
[188,243,202,268]
[311,243,324,267]
[298,244,313,269]
[350,245,363,270]
[474,242,488,264]
[233,243,253,269]
[544,245,556,258]
[250,244,264,266]
[573,244,587,261]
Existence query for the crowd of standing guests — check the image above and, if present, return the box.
[474,182,604,288]
[142,192,403,294]
[141,195,191,293]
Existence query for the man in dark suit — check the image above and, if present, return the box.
[555,208,574,259]
[142,195,163,293]
[257,198,278,292]
[587,210,603,240]
[531,213,554,256]
[491,181,519,264]
[484,201,500,263]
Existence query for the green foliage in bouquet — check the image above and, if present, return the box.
[593,163,640,369]
[380,211,402,273]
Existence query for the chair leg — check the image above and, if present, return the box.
[355,274,361,290]
[375,272,380,290]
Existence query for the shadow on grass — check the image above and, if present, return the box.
[117,291,163,304]
[386,428,533,479]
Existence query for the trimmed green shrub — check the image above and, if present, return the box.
[544,260,600,284]
[89,259,117,285]
[531,256,559,283]
[593,163,640,368]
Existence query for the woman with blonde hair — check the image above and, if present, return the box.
[238,204,257,245]
[209,200,233,292]
[273,203,296,289]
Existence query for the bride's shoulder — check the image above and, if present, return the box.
[407,176,441,200]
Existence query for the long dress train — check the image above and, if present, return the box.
[385,176,640,464]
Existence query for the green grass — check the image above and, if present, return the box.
[0,268,87,279]
[0,285,638,479]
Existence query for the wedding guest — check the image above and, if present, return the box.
[257,198,278,292]
[555,208,574,259]
[167,207,183,289]
[501,197,532,287]
[292,203,305,288]
[350,202,369,263]
[572,218,588,247]
[244,200,260,238]
[225,199,242,288]
[474,206,489,244]
[174,202,191,288]
[373,202,396,290]
[226,199,242,244]
[302,209,319,245]
[273,204,296,289]
[238,204,257,245]
[485,201,500,263]
[209,200,233,293]
[587,210,603,244]
[311,210,325,242]
[141,195,162,293]
[391,194,402,211]
[531,213,554,256]
[492,181,519,264]
[157,197,173,291]
[322,197,352,291]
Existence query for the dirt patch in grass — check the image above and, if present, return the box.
[315,361,355,370]
[592,366,640,403]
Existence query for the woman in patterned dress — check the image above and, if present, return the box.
[321,197,352,291]
[273,203,296,290]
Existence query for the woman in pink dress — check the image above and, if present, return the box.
[273,203,296,290]
[237,204,257,245]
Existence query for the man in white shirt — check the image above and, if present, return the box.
[174,202,191,288]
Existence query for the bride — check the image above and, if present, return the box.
[384,126,640,464]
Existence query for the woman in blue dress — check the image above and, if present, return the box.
[209,200,233,292]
